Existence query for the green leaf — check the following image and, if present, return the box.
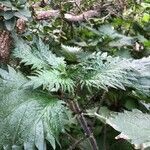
[13,38,74,93]
[4,18,16,31]
[98,25,134,47]
[78,52,150,93]
[3,11,14,20]
[14,7,31,20]
[13,38,66,69]
[26,69,75,93]
[0,66,70,150]
[61,44,82,61]
[19,0,27,5]
[101,110,150,149]
[85,25,134,47]
[0,1,12,8]
[132,57,150,96]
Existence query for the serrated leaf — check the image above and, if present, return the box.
[0,1,12,8]
[78,52,150,93]
[61,44,82,62]
[13,38,66,69]
[96,109,150,149]
[26,69,75,93]
[0,66,70,150]
[15,7,31,19]
[99,25,134,47]
[19,0,27,5]
[61,45,81,53]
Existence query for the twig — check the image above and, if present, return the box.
[73,1,88,22]
[35,10,60,20]
[65,132,78,143]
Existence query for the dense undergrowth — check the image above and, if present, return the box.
[0,0,150,150]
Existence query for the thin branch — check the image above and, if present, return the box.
[65,132,78,143]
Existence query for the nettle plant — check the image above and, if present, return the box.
[0,37,150,150]
[0,0,150,150]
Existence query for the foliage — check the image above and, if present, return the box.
[95,109,150,149]
[0,0,150,150]
[0,66,70,150]
[77,52,150,92]
[0,0,31,30]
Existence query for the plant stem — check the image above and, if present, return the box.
[70,100,99,150]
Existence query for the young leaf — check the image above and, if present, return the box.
[26,69,75,93]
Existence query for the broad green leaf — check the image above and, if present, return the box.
[96,110,150,149]
[19,0,27,5]
[132,57,150,96]
[0,67,70,150]
[14,7,31,20]
[0,1,12,8]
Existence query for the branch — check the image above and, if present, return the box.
[35,9,100,22]
[96,90,107,113]
[36,10,60,20]
[64,10,99,22]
